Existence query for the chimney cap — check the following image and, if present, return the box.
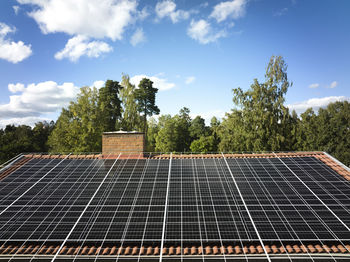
[103,130,144,134]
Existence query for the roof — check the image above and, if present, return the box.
[0,151,349,261]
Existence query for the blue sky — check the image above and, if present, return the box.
[0,0,349,127]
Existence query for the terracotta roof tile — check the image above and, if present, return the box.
[183,247,189,255]
[110,246,117,255]
[154,246,159,255]
[0,156,31,181]
[146,246,152,255]
[271,245,278,254]
[0,243,349,257]
[132,246,138,255]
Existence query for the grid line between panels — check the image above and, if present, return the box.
[221,153,272,262]
[50,153,120,262]
[0,152,349,261]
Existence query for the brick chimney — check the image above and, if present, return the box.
[102,131,145,155]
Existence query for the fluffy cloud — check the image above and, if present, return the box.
[0,81,80,119]
[8,83,26,93]
[54,35,112,62]
[287,96,349,114]
[308,83,319,89]
[185,76,196,84]
[329,81,338,89]
[130,28,146,46]
[13,6,20,15]
[92,80,105,89]
[0,22,32,63]
[130,74,175,91]
[187,19,226,44]
[155,0,190,23]
[210,0,247,22]
[17,0,138,40]
[0,116,51,128]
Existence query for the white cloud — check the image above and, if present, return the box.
[185,76,196,84]
[0,22,32,63]
[329,81,338,89]
[130,74,175,91]
[308,83,319,89]
[138,7,149,21]
[130,28,146,46]
[0,81,80,119]
[54,35,112,62]
[8,83,25,93]
[17,0,138,41]
[155,0,190,23]
[92,80,105,89]
[210,0,247,23]
[287,96,349,114]
[13,5,20,15]
[0,116,51,128]
[187,19,226,44]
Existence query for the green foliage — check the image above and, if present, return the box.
[155,115,177,152]
[210,117,221,150]
[48,86,102,153]
[154,108,192,152]
[120,74,142,131]
[297,108,318,150]
[174,107,192,151]
[219,55,292,152]
[98,80,123,131]
[304,101,349,165]
[218,110,247,152]
[146,117,159,151]
[0,122,54,164]
[134,78,160,134]
[190,136,216,153]
[189,116,210,140]
[1,66,348,167]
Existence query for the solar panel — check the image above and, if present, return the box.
[0,152,349,261]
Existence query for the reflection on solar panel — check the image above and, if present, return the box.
[0,152,349,261]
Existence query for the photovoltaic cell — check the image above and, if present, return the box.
[0,153,349,261]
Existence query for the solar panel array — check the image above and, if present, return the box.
[0,153,349,261]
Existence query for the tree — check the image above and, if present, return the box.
[120,74,142,131]
[134,78,160,136]
[48,86,102,152]
[0,125,34,163]
[218,110,247,152]
[189,116,209,140]
[219,55,292,152]
[32,121,55,152]
[210,116,221,150]
[98,80,123,132]
[190,136,216,153]
[146,117,159,151]
[316,101,350,165]
[155,108,192,152]
[297,108,318,151]
[0,122,54,164]
[283,110,300,151]
[155,115,177,152]
[174,107,192,151]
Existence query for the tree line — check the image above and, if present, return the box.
[1,56,349,166]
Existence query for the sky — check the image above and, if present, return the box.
[0,0,349,127]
